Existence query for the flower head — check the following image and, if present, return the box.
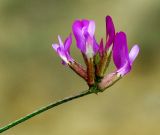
[52,34,74,64]
[72,19,99,58]
[113,32,140,76]
[52,16,140,90]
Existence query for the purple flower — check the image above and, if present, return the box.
[105,16,115,50]
[52,34,74,64]
[72,19,99,58]
[98,16,115,55]
[113,32,140,76]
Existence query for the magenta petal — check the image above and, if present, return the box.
[113,32,140,76]
[57,48,68,64]
[81,20,89,28]
[93,37,99,53]
[113,32,129,70]
[64,34,72,52]
[129,45,140,65]
[105,16,115,49]
[72,20,86,53]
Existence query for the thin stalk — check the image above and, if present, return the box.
[0,89,92,133]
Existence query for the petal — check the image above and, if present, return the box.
[85,33,99,57]
[129,45,140,65]
[66,52,74,62]
[58,35,64,48]
[105,16,115,49]
[93,37,99,53]
[72,20,86,52]
[64,34,72,52]
[88,20,95,37]
[52,44,59,52]
[57,48,68,64]
[117,62,131,76]
[81,20,89,28]
[113,32,129,69]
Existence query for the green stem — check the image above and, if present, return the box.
[0,89,92,133]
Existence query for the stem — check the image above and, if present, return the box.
[0,89,92,133]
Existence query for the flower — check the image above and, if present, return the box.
[106,16,115,50]
[113,32,140,76]
[52,34,74,64]
[72,19,99,58]
[98,16,115,56]
[52,16,140,90]
[96,16,115,77]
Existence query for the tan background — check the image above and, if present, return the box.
[0,0,160,135]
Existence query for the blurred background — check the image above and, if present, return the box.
[0,0,160,135]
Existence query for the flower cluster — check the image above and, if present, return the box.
[52,16,140,91]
